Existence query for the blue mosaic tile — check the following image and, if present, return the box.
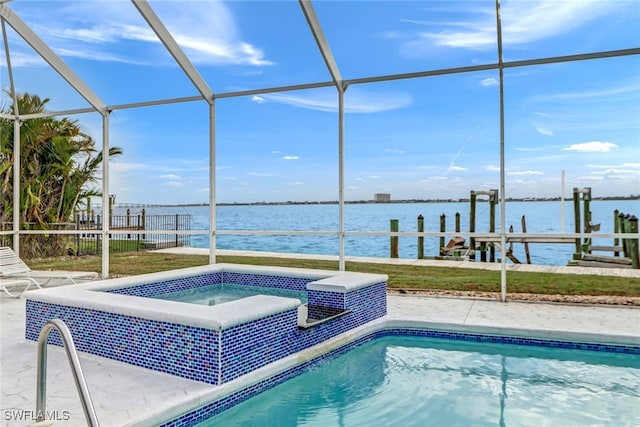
[25,272,388,389]
[308,290,344,308]
[220,309,299,382]
[221,272,313,291]
[26,300,222,384]
[108,272,223,297]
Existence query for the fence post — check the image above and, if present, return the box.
[96,214,101,255]
[390,219,399,258]
[141,209,146,240]
[75,213,80,256]
[137,215,141,251]
[126,209,131,239]
[175,214,179,248]
[417,215,424,259]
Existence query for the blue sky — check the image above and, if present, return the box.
[1,0,639,204]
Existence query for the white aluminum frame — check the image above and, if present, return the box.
[1,0,638,296]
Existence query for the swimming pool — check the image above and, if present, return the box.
[158,326,640,427]
[152,283,308,305]
[196,335,639,426]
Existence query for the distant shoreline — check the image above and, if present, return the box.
[107,196,640,209]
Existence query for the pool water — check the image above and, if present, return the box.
[196,336,640,426]
[152,283,308,306]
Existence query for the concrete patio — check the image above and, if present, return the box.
[1,282,638,426]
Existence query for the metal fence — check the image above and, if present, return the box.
[76,212,191,255]
[0,212,191,256]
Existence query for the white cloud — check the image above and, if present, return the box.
[54,47,150,65]
[563,141,618,153]
[283,156,299,160]
[271,151,280,154]
[535,127,553,136]
[507,170,544,176]
[165,181,183,187]
[0,51,46,68]
[289,181,304,186]
[14,1,272,67]
[260,87,412,114]
[251,95,265,104]
[588,163,640,169]
[509,179,538,186]
[384,149,406,154]
[159,174,181,180]
[109,162,151,172]
[530,82,640,103]
[449,166,468,172]
[480,78,498,87]
[247,172,274,177]
[420,176,449,182]
[485,165,501,171]
[592,168,640,176]
[400,0,617,51]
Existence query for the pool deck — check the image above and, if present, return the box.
[1,277,639,426]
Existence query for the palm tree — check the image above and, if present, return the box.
[0,92,123,256]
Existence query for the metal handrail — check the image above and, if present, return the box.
[34,319,99,426]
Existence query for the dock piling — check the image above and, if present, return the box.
[417,215,424,259]
[439,214,446,256]
[628,216,639,269]
[390,219,399,258]
[469,192,476,261]
[614,209,620,257]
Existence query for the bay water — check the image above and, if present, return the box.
[110,200,639,267]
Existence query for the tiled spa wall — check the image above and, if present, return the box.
[25,270,387,385]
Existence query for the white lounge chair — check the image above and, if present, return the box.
[0,277,41,298]
[0,247,99,294]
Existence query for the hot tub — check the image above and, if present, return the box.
[24,263,387,385]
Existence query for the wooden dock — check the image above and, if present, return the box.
[474,236,577,244]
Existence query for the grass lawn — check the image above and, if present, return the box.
[26,251,640,297]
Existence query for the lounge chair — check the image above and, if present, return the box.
[0,247,99,294]
[0,277,41,298]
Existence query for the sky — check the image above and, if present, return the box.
[1,0,639,205]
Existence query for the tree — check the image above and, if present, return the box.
[0,92,123,257]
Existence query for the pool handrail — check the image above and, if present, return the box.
[33,319,99,427]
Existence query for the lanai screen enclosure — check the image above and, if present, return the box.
[1,0,639,300]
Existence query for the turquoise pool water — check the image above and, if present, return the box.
[196,336,640,426]
[152,283,307,305]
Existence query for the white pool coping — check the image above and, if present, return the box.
[2,293,638,427]
[23,264,387,331]
[307,272,387,292]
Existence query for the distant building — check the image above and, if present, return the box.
[374,193,391,202]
